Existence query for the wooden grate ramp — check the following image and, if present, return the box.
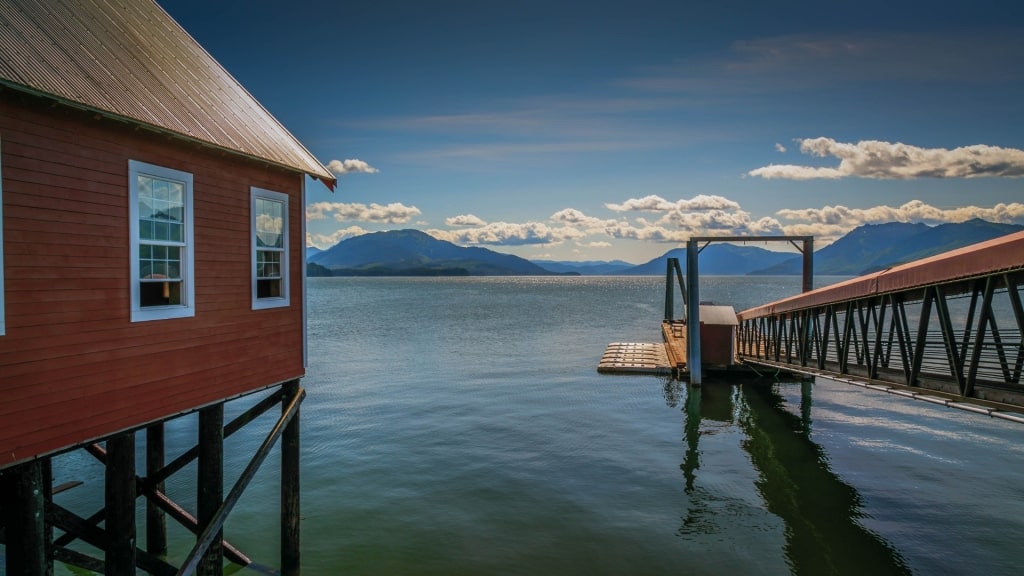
[597,342,672,375]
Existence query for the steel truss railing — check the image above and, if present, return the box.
[737,271,1024,402]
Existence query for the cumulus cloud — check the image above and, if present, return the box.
[777,199,1024,226]
[749,138,1024,180]
[775,143,787,153]
[549,208,620,229]
[306,226,368,249]
[306,201,421,224]
[446,214,487,227]
[596,194,781,239]
[605,194,741,213]
[427,221,586,246]
[327,158,380,175]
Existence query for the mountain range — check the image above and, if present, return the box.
[750,219,1023,276]
[306,219,1023,277]
[307,229,558,276]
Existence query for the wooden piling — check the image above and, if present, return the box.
[147,422,168,558]
[1,459,49,576]
[282,379,301,576]
[198,405,225,576]
[105,433,136,576]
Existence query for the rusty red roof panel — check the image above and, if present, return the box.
[738,230,1024,319]
[0,0,336,189]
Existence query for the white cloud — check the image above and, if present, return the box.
[306,226,368,249]
[579,241,612,248]
[605,194,741,213]
[446,214,487,227]
[777,199,1024,226]
[427,221,586,246]
[596,194,780,240]
[327,158,380,175]
[549,208,620,229]
[306,201,421,224]
[775,143,787,153]
[749,138,1024,180]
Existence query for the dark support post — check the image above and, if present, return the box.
[802,237,814,292]
[198,405,225,576]
[106,433,136,576]
[147,422,168,558]
[2,459,49,576]
[42,457,54,576]
[664,258,675,321]
[282,380,302,576]
[686,240,702,385]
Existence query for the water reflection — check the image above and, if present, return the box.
[678,382,911,575]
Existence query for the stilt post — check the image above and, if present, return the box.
[282,380,302,576]
[105,432,136,576]
[664,258,675,320]
[802,237,814,292]
[198,405,225,576]
[2,459,49,576]
[686,240,702,385]
[147,422,168,558]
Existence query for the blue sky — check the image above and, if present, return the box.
[161,0,1024,263]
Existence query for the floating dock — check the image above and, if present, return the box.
[596,320,688,376]
[597,342,673,375]
[599,318,804,380]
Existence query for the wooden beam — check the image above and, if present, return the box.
[151,389,283,486]
[178,386,305,576]
[85,442,251,566]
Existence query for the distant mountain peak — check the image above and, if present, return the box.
[308,229,558,276]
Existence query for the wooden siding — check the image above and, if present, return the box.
[0,93,308,468]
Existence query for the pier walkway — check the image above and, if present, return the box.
[737,231,1024,411]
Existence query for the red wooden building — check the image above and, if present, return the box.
[0,1,336,574]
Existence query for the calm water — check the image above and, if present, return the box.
[44,276,1024,575]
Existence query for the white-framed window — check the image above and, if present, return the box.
[0,136,5,336]
[251,187,289,309]
[128,160,195,322]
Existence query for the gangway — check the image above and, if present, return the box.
[736,231,1024,410]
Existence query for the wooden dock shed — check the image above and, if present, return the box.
[699,304,739,366]
[0,1,336,574]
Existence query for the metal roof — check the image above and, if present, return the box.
[738,230,1024,319]
[0,0,336,190]
[699,305,739,326]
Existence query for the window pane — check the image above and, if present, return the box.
[139,196,154,219]
[256,198,284,249]
[154,179,168,201]
[140,280,181,307]
[169,222,182,242]
[257,279,281,298]
[256,249,282,279]
[168,183,183,205]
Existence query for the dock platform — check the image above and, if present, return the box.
[597,342,672,375]
[599,319,803,380]
[597,321,687,377]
